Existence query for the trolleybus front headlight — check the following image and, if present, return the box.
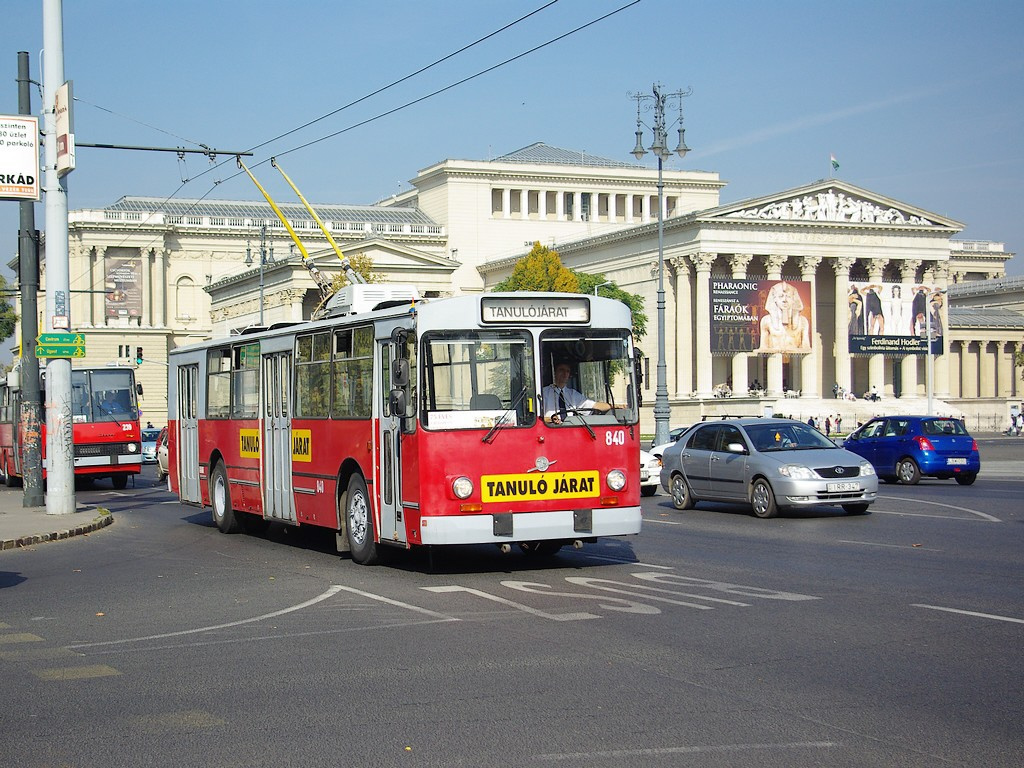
[127,443,138,453]
[452,476,474,499]
[606,469,626,491]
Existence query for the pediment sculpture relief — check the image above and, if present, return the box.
[732,189,933,226]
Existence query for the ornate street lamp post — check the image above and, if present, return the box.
[630,84,691,447]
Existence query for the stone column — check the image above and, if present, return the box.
[763,254,788,398]
[900,259,921,397]
[998,342,1014,399]
[625,194,635,223]
[89,246,102,327]
[832,257,856,396]
[867,257,888,396]
[947,341,962,399]
[502,188,511,219]
[556,191,565,221]
[692,252,716,398]
[608,193,617,223]
[519,189,528,219]
[641,194,651,224]
[671,255,692,398]
[727,253,754,395]
[980,341,997,398]
[932,263,951,399]
[799,255,822,398]
[573,191,583,222]
[141,247,152,327]
[539,189,548,220]
[155,248,168,328]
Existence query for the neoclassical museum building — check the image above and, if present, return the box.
[17,143,1022,428]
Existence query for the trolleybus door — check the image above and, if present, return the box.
[377,342,406,544]
[177,364,201,503]
[262,351,296,523]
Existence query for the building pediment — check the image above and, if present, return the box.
[706,180,963,231]
[319,238,458,272]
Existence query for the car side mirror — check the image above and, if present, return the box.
[726,442,747,454]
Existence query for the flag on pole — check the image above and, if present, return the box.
[830,153,840,171]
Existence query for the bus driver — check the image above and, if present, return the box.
[542,362,610,424]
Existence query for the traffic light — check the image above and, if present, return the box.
[135,346,144,365]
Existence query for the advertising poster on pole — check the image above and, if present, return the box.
[847,280,943,355]
[711,278,813,355]
[0,114,40,200]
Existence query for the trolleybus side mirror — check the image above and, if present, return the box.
[389,388,407,417]
[391,358,409,388]
[136,383,144,396]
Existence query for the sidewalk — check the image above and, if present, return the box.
[0,490,113,551]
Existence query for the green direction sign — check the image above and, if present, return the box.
[36,344,87,358]
[37,332,86,345]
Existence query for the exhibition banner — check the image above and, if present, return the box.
[847,281,943,355]
[711,278,813,355]
[104,252,142,320]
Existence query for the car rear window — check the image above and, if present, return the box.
[922,419,968,436]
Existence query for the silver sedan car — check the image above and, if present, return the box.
[659,418,877,518]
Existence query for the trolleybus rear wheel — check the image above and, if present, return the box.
[211,461,241,533]
[346,474,379,565]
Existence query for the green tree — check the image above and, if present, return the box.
[494,243,648,341]
[494,242,579,293]
[327,252,381,291]
[0,274,19,342]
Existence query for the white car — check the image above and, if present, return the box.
[639,449,661,497]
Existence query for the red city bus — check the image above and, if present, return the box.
[167,290,642,564]
[0,365,144,488]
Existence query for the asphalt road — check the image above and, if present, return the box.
[1,441,1021,768]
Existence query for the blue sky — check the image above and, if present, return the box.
[2,0,1023,282]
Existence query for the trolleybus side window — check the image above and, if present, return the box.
[207,348,232,419]
[296,332,331,418]
[232,343,260,419]
[420,330,535,430]
[332,326,373,419]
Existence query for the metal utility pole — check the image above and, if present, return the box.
[17,51,44,507]
[630,83,691,448]
[43,0,74,515]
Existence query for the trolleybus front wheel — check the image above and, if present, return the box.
[346,473,379,565]
[210,461,242,533]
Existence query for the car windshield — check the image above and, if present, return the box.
[746,422,838,452]
[142,429,161,442]
[921,419,969,436]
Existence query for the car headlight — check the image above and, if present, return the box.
[607,469,626,491]
[452,476,474,499]
[778,464,815,480]
[859,462,876,477]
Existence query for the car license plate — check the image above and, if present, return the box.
[946,457,967,465]
[827,482,860,492]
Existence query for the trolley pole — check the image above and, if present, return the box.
[17,51,44,508]
[42,0,75,515]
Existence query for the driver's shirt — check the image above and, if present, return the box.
[541,385,595,418]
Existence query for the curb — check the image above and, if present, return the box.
[0,513,114,551]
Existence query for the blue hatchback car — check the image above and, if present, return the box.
[843,416,980,485]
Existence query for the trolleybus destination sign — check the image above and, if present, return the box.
[480,296,590,324]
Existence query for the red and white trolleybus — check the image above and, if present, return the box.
[0,365,144,488]
[167,289,643,564]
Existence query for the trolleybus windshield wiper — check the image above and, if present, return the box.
[482,386,529,444]
[565,407,597,440]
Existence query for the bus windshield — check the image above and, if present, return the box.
[68,369,139,423]
[540,330,638,426]
[420,330,536,430]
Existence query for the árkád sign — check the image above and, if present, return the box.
[0,115,40,201]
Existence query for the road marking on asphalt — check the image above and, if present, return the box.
[331,585,460,621]
[534,740,840,761]
[912,604,1024,625]
[423,585,602,621]
[643,517,684,525]
[877,497,1000,522]
[0,647,84,662]
[131,709,225,733]
[580,554,674,569]
[33,664,121,681]
[70,585,348,649]
[0,632,44,645]
[838,540,943,552]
